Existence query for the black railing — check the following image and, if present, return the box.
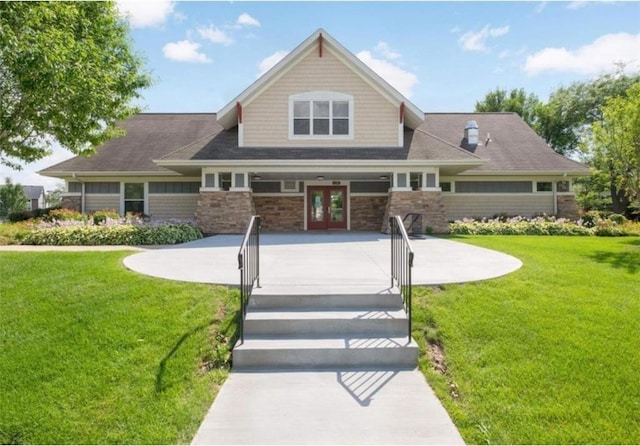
[403,213,425,239]
[238,215,261,344]
[390,215,414,339]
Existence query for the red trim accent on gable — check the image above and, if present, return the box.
[319,33,323,58]
[237,102,243,124]
[399,102,405,124]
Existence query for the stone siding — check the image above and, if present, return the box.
[557,194,580,219]
[195,191,256,234]
[253,196,304,231]
[381,191,449,234]
[351,195,388,231]
[61,195,81,212]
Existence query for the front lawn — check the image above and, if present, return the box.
[0,251,237,444]
[413,236,640,444]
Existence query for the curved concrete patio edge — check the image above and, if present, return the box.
[123,232,522,286]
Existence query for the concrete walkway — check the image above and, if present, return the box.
[122,232,519,445]
[123,232,522,286]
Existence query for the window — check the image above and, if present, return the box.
[456,181,532,193]
[440,182,452,192]
[536,182,552,192]
[85,182,119,194]
[149,182,200,194]
[290,92,353,139]
[557,181,570,192]
[124,183,144,214]
[68,182,82,193]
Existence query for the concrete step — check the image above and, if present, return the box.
[249,286,403,310]
[233,336,419,370]
[244,309,410,337]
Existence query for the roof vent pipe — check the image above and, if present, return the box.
[464,120,479,146]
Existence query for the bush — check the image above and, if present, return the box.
[44,208,86,222]
[91,209,121,225]
[7,206,62,223]
[449,215,640,237]
[608,213,627,225]
[22,222,203,246]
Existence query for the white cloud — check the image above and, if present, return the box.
[534,2,548,14]
[524,32,640,76]
[116,0,175,28]
[499,46,527,60]
[198,25,234,46]
[237,13,260,27]
[566,1,587,9]
[374,41,401,60]
[450,26,461,34]
[162,40,211,63]
[459,25,510,52]
[356,51,419,98]
[256,50,288,78]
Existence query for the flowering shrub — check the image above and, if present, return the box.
[8,208,204,245]
[23,222,203,245]
[449,215,640,237]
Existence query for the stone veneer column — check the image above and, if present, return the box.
[60,195,81,212]
[253,196,304,231]
[381,191,449,234]
[195,191,256,234]
[557,195,580,220]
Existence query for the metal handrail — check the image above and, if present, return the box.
[237,215,261,344]
[390,215,414,339]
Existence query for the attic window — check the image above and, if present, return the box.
[289,91,353,140]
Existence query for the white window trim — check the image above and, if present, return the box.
[121,182,148,215]
[288,91,354,141]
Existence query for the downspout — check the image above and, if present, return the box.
[72,173,85,214]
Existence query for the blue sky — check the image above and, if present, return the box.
[3,0,639,190]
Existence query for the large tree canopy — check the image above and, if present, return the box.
[474,87,541,128]
[0,1,151,168]
[588,82,640,215]
[536,69,640,156]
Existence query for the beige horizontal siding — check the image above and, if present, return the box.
[148,195,198,219]
[243,46,398,147]
[85,195,119,213]
[443,194,554,221]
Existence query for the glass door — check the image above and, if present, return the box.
[307,186,347,230]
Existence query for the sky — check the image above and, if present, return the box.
[2,0,639,191]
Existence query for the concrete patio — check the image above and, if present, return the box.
[123,231,522,287]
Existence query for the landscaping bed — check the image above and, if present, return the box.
[0,208,203,246]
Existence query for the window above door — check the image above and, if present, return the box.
[289,91,354,140]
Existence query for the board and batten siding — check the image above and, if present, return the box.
[443,194,554,221]
[242,45,398,147]
[148,195,199,219]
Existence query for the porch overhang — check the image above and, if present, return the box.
[153,158,486,177]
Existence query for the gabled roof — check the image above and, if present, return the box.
[39,114,218,176]
[421,113,590,175]
[216,28,425,130]
[22,185,45,199]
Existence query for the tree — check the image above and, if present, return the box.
[0,177,28,218]
[474,87,541,127]
[0,2,152,169]
[587,82,640,217]
[535,68,640,156]
[45,183,66,208]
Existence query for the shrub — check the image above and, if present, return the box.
[449,215,640,237]
[44,208,86,222]
[608,213,627,225]
[7,206,62,223]
[91,209,121,225]
[22,222,203,246]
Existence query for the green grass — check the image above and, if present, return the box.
[0,251,238,444]
[413,236,640,444]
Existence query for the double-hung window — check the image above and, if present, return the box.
[290,92,353,139]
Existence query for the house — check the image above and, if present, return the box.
[40,29,589,233]
[22,185,46,211]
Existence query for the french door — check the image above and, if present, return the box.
[307,186,347,230]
